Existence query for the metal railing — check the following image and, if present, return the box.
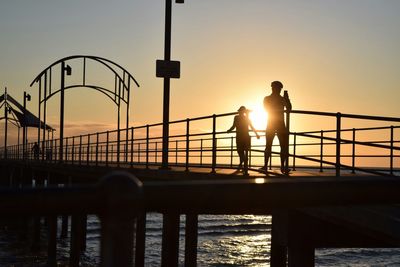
[2,110,400,176]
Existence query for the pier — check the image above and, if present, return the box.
[1,96,400,266]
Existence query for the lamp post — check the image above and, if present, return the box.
[22,91,31,160]
[160,0,183,169]
[59,62,72,163]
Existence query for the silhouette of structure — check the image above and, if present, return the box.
[29,55,140,163]
[0,89,53,159]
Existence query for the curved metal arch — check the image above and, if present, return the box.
[30,55,140,163]
[42,84,122,105]
[30,55,140,88]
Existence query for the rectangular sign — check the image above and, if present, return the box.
[156,60,181,79]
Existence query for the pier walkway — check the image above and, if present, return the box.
[1,109,400,266]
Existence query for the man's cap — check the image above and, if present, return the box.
[271,81,283,89]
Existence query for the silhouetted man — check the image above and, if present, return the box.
[263,81,292,174]
[228,106,260,173]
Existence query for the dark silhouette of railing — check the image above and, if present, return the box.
[3,109,400,176]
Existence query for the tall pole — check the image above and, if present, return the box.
[59,61,66,163]
[4,88,8,159]
[161,0,172,169]
[22,92,27,159]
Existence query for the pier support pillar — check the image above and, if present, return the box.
[161,212,180,267]
[135,212,146,267]
[47,216,58,266]
[185,213,198,267]
[271,211,288,267]
[70,214,86,267]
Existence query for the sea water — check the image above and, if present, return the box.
[1,214,400,266]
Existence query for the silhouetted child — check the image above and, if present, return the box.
[228,106,260,173]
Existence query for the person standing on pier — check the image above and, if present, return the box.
[32,142,40,160]
[228,106,260,173]
[263,81,292,174]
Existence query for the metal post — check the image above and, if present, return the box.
[146,125,149,169]
[200,139,203,166]
[87,134,90,166]
[285,110,290,172]
[71,137,75,164]
[230,136,234,168]
[161,0,172,169]
[59,61,66,163]
[211,114,217,173]
[185,118,190,171]
[130,127,134,167]
[390,126,394,175]
[175,140,178,165]
[320,130,324,172]
[96,133,99,166]
[293,133,297,171]
[352,128,356,174]
[4,90,8,159]
[79,135,82,165]
[106,131,109,166]
[336,113,341,177]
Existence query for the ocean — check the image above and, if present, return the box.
[1,214,400,266]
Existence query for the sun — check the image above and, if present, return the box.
[249,106,267,130]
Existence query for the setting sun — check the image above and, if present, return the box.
[249,106,268,131]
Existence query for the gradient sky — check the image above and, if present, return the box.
[1,0,400,139]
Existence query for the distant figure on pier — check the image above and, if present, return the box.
[228,106,260,172]
[263,81,292,174]
[32,142,39,160]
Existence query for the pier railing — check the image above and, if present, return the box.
[2,110,400,176]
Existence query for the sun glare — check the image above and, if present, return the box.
[249,106,267,130]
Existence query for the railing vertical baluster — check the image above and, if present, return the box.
[72,137,75,165]
[79,135,82,166]
[65,137,69,162]
[130,127,134,167]
[230,136,234,168]
[146,125,149,169]
[390,126,394,175]
[186,119,190,171]
[87,134,90,166]
[106,131,109,167]
[352,128,356,174]
[293,132,297,171]
[175,140,178,165]
[320,130,324,172]
[138,143,141,164]
[200,139,203,166]
[248,140,252,170]
[155,142,158,164]
[96,133,99,166]
[336,113,341,177]
[211,114,217,173]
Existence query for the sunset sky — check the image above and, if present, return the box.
[1,0,399,141]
